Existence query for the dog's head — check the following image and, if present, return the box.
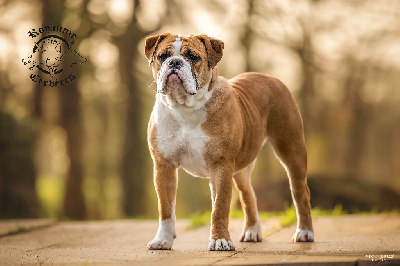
[144,33,224,104]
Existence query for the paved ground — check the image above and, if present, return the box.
[0,215,399,265]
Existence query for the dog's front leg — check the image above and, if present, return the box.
[208,163,235,251]
[147,162,178,250]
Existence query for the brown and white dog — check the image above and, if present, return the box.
[145,33,314,251]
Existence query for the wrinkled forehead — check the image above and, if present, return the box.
[180,35,206,53]
[157,35,206,54]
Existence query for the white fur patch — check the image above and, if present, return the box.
[147,201,176,250]
[172,37,182,56]
[153,97,211,177]
[292,229,314,242]
[147,219,175,250]
[240,222,262,242]
[290,195,314,242]
[208,239,235,251]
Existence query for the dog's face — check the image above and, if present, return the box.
[144,33,224,105]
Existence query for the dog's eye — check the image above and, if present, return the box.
[157,52,170,62]
[186,52,201,63]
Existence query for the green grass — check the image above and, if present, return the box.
[188,211,211,229]
[279,205,298,227]
[188,204,349,230]
[312,204,347,217]
[36,174,396,223]
[349,207,400,215]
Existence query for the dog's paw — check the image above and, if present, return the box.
[208,239,235,251]
[147,237,174,250]
[292,229,314,242]
[239,224,262,242]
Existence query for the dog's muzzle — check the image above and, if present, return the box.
[157,56,198,96]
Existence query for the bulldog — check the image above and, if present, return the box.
[145,33,314,251]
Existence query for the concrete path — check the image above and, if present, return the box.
[0,215,399,265]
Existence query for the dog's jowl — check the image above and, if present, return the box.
[145,33,314,251]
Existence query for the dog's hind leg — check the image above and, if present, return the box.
[268,110,314,242]
[233,161,262,242]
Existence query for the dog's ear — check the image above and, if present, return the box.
[195,34,224,68]
[144,32,170,65]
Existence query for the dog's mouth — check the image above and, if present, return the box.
[159,69,196,96]
[166,70,183,87]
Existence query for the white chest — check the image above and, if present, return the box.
[153,97,210,178]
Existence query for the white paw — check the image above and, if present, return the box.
[292,229,314,242]
[208,239,235,251]
[147,237,174,250]
[147,218,175,250]
[239,224,262,242]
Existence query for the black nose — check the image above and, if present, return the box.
[168,59,183,70]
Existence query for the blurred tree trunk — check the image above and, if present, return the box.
[0,111,39,218]
[343,57,370,178]
[296,31,315,138]
[117,0,152,217]
[59,72,86,219]
[118,37,147,216]
[1,43,38,218]
[241,0,254,72]
[32,80,43,119]
[34,0,65,119]
[59,2,87,220]
[118,0,172,217]
[36,0,86,219]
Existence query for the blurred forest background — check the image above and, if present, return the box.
[1,0,400,220]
